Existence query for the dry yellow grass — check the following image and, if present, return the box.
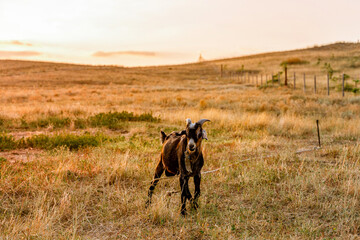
[1,42,360,239]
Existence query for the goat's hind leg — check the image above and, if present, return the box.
[146,160,164,208]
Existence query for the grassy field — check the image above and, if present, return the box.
[1,42,360,239]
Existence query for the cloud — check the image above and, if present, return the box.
[0,51,41,57]
[92,51,157,57]
[0,40,33,46]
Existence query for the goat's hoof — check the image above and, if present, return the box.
[145,200,151,208]
[190,199,199,210]
[180,208,187,216]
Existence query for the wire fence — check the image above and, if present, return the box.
[221,70,360,97]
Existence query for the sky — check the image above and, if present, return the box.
[0,0,360,67]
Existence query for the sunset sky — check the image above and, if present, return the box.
[0,0,359,66]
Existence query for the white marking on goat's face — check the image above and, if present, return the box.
[188,138,196,152]
[187,127,201,153]
[186,120,205,153]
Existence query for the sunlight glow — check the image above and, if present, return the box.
[0,0,360,66]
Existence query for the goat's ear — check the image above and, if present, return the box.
[160,131,167,144]
[202,129,208,140]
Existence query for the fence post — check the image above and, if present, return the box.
[256,75,258,86]
[261,75,263,85]
[220,65,223,78]
[327,73,330,96]
[303,73,306,92]
[284,65,288,86]
[342,73,345,97]
[293,72,296,89]
[314,75,316,94]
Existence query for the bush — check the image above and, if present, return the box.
[281,58,309,65]
[337,83,359,93]
[266,72,282,84]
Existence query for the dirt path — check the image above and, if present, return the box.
[0,149,43,163]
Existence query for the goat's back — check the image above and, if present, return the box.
[161,132,186,175]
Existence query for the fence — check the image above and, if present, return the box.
[220,70,360,97]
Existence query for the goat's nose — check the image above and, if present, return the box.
[189,143,195,150]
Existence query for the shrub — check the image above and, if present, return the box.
[323,62,336,81]
[266,72,282,84]
[337,83,359,93]
[281,58,309,66]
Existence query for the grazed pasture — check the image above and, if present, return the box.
[1,43,360,239]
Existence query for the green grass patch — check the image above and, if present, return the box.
[25,116,71,129]
[88,111,160,129]
[2,111,160,131]
[0,134,17,151]
[0,116,13,131]
[1,133,114,151]
[23,133,109,150]
[0,157,7,164]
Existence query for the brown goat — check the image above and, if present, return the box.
[146,118,210,215]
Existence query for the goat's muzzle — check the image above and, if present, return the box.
[187,138,196,152]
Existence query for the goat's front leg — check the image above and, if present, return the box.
[180,175,192,215]
[191,174,201,210]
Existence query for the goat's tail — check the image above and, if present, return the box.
[160,131,167,144]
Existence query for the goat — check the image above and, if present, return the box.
[146,118,210,215]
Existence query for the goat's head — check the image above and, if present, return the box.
[185,118,210,153]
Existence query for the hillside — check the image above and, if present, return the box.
[1,42,360,88]
[0,42,360,239]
